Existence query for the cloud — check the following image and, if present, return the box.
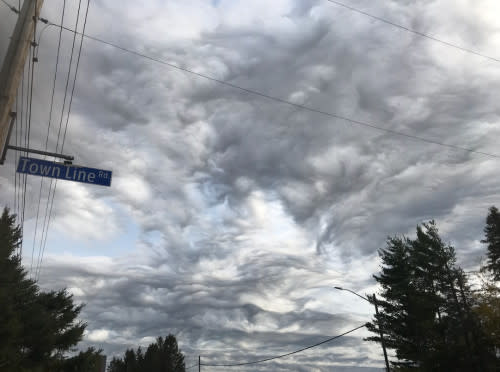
[1,0,499,370]
[86,329,111,342]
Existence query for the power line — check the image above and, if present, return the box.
[200,323,367,367]
[26,0,37,156]
[61,0,90,152]
[36,0,90,281]
[36,0,83,279]
[15,92,21,224]
[185,363,198,370]
[39,19,500,159]
[20,37,33,261]
[27,0,39,277]
[18,47,26,256]
[14,14,19,252]
[32,0,66,281]
[36,0,83,280]
[13,95,18,223]
[35,23,51,59]
[324,0,500,64]
[0,0,19,14]
[54,0,82,155]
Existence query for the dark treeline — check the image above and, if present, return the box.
[0,208,103,371]
[107,335,185,372]
[367,206,500,371]
[2,203,500,371]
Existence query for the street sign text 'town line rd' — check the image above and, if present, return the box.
[17,157,112,187]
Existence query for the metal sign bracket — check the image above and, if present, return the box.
[0,112,74,165]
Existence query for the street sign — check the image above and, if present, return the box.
[17,157,112,187]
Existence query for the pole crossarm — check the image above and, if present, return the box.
[7,145,74,161]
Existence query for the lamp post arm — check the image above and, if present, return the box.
[334,287,390,371]
[340,288,370,302]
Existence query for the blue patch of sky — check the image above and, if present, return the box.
[21,199,140,259]
[43,216,139,257]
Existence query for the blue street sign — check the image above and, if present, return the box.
[17,157,112,187]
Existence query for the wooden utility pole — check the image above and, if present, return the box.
[372,294,391,371]
[0,0,44,159]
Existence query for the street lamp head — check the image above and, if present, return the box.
[334,286,343,290]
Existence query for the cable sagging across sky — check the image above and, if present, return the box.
[38,19,500,159]
[0,0,19,14]
[324,0,500,64]
[31,0,66,282]
[200,323,367,367]
[35,0,91,281]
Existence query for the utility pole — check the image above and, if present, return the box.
[335,287,391,371]
[0,0,44,159]
[198,355,201,372]
[372,294,390,372]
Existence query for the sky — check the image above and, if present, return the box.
[1,0,500,370]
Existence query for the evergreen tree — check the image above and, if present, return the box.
[474,270,500,357]
[0,207,87,371]
[54,347,105,372]
[108,357,126,372]
[367,221,497,371]
[108,334,185,372]
[366,234,432,369]
[482,206,500,280]
[0,207,27,370]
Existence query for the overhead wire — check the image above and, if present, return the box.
[26,0,37,164]
[13,93,18,227]
[324,0,500,64]
[36,0,83,280]
[53,0,82,155]
[39,20,500,159]
[26,2,498,270]
[0,0,18,14]
[36,0,89,281]
[20,32,32,260]
[8,4,488,363]
[200,323,367,367]
[32,0,66,281]
[13,0,21,224]
[17,47,25,256]
[35,23,51,60]
[27,0,39,277]
[61,0,90,152]
[15,10,19,247]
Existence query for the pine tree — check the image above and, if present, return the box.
[108,334,185,372]
[54,347,104,371]
[367,221,497,371]
[482,206,500,280]
[474,271,500,358]
[108,357,126,372]
[160,335,185,372]
[0,207,28,370]
[0,207,87,371]
[366,234,432,369]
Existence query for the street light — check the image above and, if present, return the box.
[334,286,391,372]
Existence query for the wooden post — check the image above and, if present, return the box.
[372,294,391,371]
[0,0,44,160]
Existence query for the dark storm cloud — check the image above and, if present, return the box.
[2,0,499,370]
[40,252,375,370]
